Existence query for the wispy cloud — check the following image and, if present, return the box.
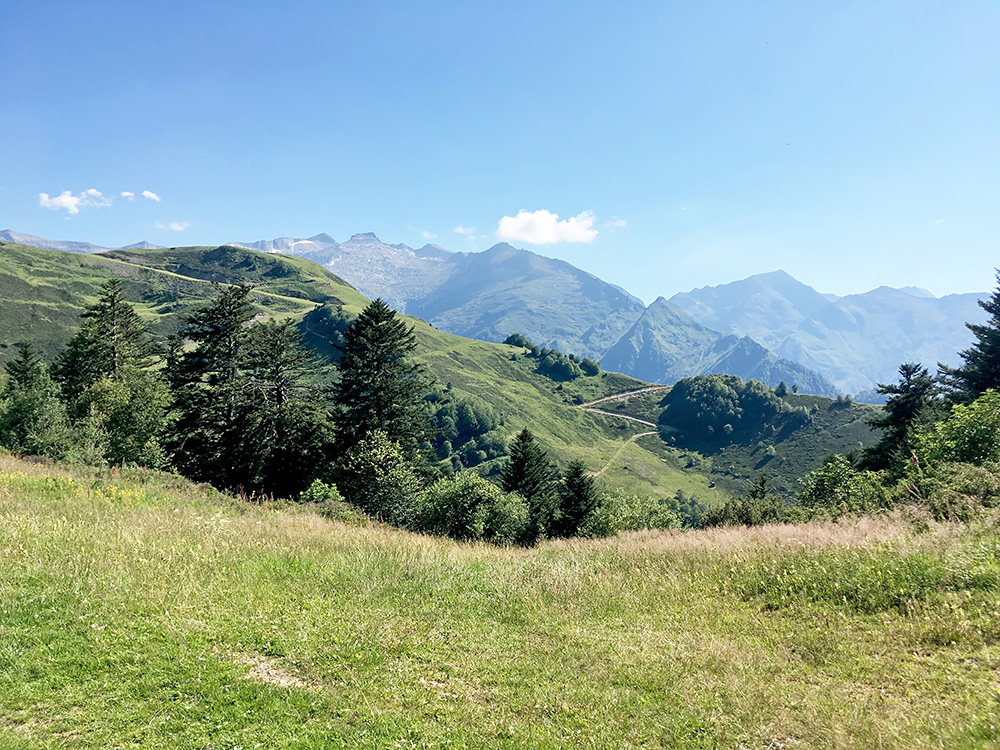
[120,191,135,200]
[142,190,161,202]
[496,209,598,245]
[38,188,112,215]
[422,230,437,239]
[933,219,945,225]
[453,225,477,236]
[606,217,627,228]
[154,220,190,231]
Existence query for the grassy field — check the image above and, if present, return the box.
[2,454,999,749]
[0,241,736,503]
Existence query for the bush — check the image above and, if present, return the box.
[336,431,422,527]
[919,390,1000,466]
[700,475,790,527]
[579,490,679,537]
[416,472,529,545]
[798,454,890,516]
[901,460,1000,521]
[299,479,359,522]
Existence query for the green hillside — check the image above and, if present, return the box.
[3,454,998,749]
[0,241,729,504]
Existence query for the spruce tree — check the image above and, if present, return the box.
[54,279,167,465]
[54,279,155,405]
[552,459,597,537]
[333,299,430,455]
[500,427,556,543]
[940,270,1000,401]
[860,362,938,473]
[0,343,71,457]
[167,284,257,487]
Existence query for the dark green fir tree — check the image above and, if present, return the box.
[500,427,556,543]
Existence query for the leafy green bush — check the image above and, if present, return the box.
[797,454,890,516]
[579,490,679,537]
[700,475,791,527]
[919,389,1000,466]
[336,430,423,527]
[416,472,528,545]
[299,479,359,522]
[901,460,1000,521]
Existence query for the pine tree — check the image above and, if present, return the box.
[940,270,1000,401]
[333,299,430,455]
[552,459,597,537]
[500,427,556,543]
[167,284,257,487]
[167,287,332,496]
[54,279,167,465]
[54,279,155,405]
[0,343,71,457]
[861,362,938,473]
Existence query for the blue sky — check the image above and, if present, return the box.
[2,1,997,302]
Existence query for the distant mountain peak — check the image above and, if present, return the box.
[349,232,379,241]
[120,240,163,250]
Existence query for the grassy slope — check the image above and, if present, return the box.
[0,242,726,502]
[2,454,998,749]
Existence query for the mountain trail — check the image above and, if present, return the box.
[578,385,667,475]
[579,384,671,408]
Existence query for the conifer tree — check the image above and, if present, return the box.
[861,362,938,473]
[167,286,331,495]
[333,299,430,455]
[167,284,257,487]
[940,270,1000,401]
[54,279,167,465]
[500,427,556,543]
[54,279,155,405]
[552,459,598,537]
[0,343,70,457]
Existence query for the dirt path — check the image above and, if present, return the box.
[582,408,658,428]
[579,384,671,408]
[580,386,668,475]
[588,430,657,476]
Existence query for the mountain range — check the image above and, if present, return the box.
[2,228,984,398]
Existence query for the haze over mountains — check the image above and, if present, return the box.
[669,271,985,395]
[2,228,984,398]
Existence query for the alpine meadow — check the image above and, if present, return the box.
[3,3,1000,747]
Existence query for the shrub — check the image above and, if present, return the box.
[919,389,1000,466]
[579,490,679,537]
[416,472,528,545]
[336,430,422,527]
[797,454,890,516]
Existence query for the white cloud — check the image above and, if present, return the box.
[496,209,598,245]
[606,217,627,228]
[154,220,190,231]
[422,230,437,239]
[142,190,161,202]
[121,191,135,200]
[453,225,477,236]
[934,219,945,225]
[38,188,112,215]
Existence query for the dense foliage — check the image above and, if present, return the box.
[503,332,601,381]
[659,374,810,446]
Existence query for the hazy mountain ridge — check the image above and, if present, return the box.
[601,297,838,396]
[669,271,986,394]
[6,230,979,398]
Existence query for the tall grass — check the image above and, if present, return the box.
[2,455,999,748]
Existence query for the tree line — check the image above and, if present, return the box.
[0,281,662,545]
